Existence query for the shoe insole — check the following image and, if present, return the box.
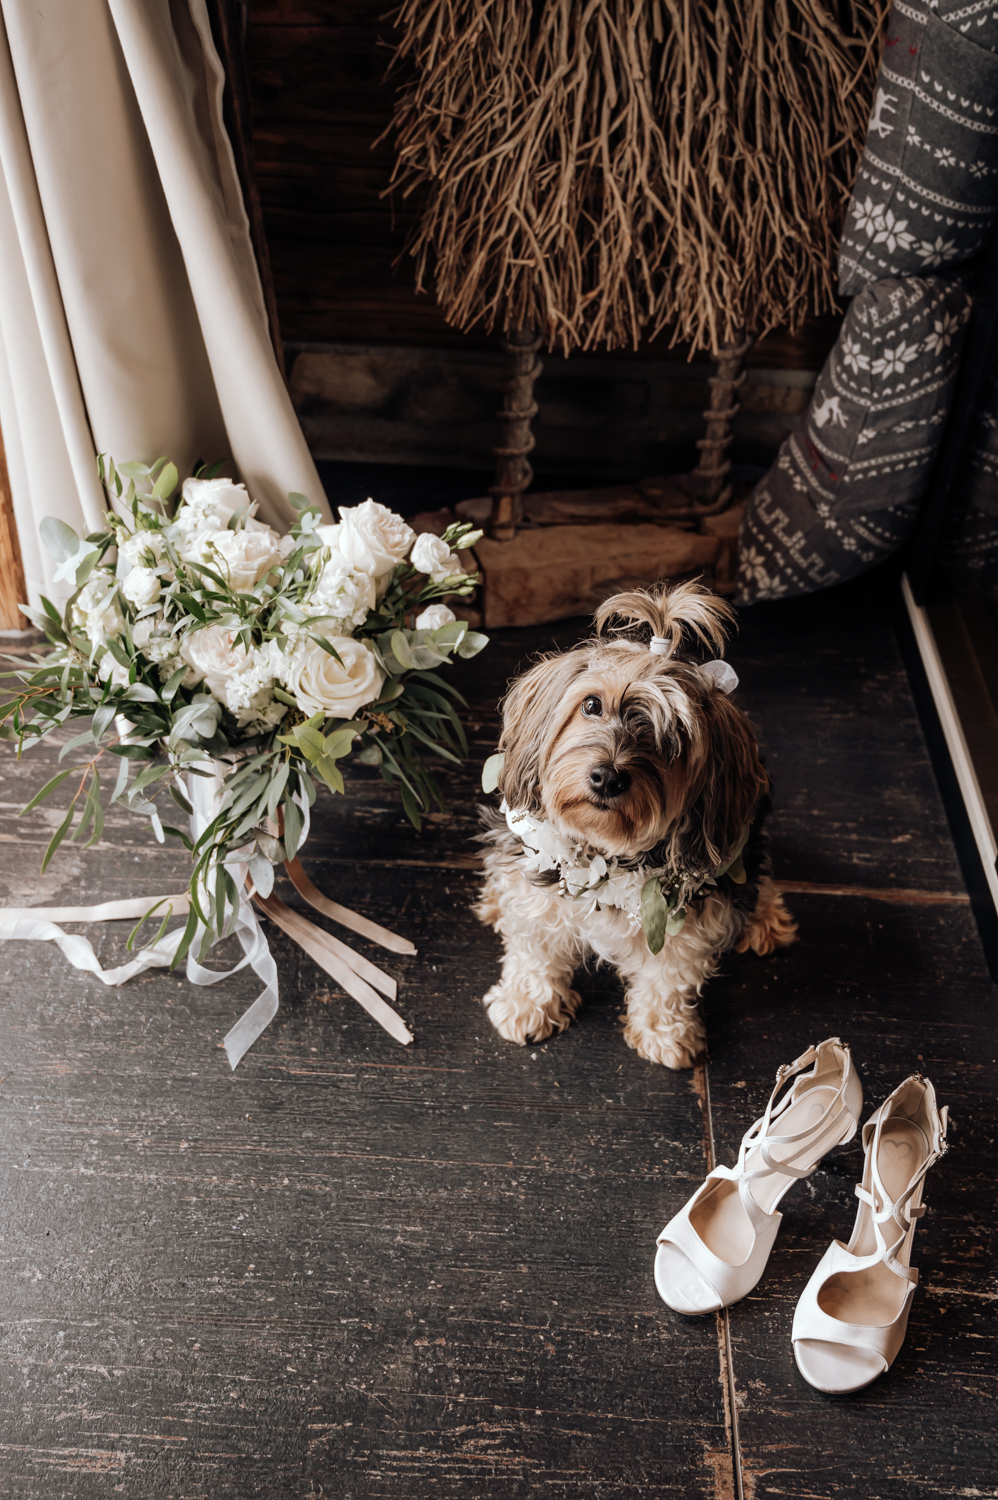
[816,1118,927,1328]
[689,1083,843,1266]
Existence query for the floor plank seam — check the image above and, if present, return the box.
[699,1058,745,1500]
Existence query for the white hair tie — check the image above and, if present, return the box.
[649,635,671,655]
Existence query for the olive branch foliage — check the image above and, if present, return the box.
[1,456,486,967]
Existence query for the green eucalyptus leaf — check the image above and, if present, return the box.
[456,630,489,659]
[481,752,504,794]
[20,768,74,814]
[641,877,668,956]
[39,516,80,564]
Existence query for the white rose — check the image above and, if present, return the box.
[415,603,457,630]
[179,624,252,701]
[410,531,462,582]
[196,527,283,591]
[336,500,414,581]
[283,630,385,719]
[178,476,250,534]
[121,566,161,609]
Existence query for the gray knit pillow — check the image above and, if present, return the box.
[839,0,998,296]
[941,365,998,599]
[736,273,971,604]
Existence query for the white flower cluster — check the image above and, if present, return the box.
[503,802,657,924]
[73,480,474,733]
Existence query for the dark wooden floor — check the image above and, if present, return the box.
[0,548,995,1498]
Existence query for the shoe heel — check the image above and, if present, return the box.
[836,1112,860,1147]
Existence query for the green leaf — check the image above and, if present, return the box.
[58,728,99,762]
[267,761,290,821]
[39,516,80,564]
[40,804,76,874]
[283,796,304,860]
[390,630,413,669]
[161,666,187,703]
[170,903,200,970]
[641,877,668,956]
[481,752,504,794]
[356,740,383,766]
[273,685,298,708]
[288,492,312,511]
[666,907,687,936]
[151,461,179,500]
[314,756,345,793]
[399,780,422,831]
[20,768,74,815]
[169,780,197,814]
[457,630,489,659]
[323,726,357,760]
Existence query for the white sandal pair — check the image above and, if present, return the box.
[654,1037,949,1395]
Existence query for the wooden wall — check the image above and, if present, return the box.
[245,1,844,370]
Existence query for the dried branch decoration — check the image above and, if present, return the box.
[384,0,888,355]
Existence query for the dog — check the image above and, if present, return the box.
[475,580,796,1068]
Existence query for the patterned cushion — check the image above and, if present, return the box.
[941,365,998,598]
[736,274,971,604]
[839,0,998,296]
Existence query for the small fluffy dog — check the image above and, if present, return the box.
[476,581,795,1068]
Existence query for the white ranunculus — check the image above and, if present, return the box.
[72,574,124,646]
[179,624,253,701]
[311,551,377,629]
[121,565,161,609]
[98,654,130,689]
[336,500,414,581]
[410,531,462,581]
[282,630,385,719]
[118,527,170,577]
[414,603,457,630]
[196,527,284,591]
[178,476,251,535]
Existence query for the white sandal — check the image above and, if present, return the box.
[655,1038,863,1315]
[792,1074,948,1394]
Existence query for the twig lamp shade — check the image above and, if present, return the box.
[385,0,890,357]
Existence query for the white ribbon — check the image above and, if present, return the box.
[647,640,739,693]
[700,659,739,694]
[0,758,415,1067]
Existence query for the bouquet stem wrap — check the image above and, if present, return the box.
[0,759,415,1067]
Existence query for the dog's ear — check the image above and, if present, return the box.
[669,691,769,873]
[595,579,734,661]
[498,652,588,813]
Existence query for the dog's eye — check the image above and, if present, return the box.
[581,696,603,718]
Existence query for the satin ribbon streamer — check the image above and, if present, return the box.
[0,761,416,1067]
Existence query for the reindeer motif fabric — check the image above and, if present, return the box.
[736,275,971,603]
[839,0,998,295]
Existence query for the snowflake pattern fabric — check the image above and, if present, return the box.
[736,275,972,605]
[941,364,998,598]
[839,0,998,296]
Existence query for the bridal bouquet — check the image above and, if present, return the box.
[2,457,486,971]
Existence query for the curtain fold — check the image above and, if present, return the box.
[0,0,329,610]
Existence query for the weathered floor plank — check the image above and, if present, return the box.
[0,555,993,1498]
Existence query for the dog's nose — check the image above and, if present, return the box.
[589,763,631,799]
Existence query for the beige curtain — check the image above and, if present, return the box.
[0,0,330,611]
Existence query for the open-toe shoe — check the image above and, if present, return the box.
[655,1037,863,1316]
[792,1073,948,1394]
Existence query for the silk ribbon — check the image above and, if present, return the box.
[0,760,416,1066]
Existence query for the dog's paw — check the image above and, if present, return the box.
[735,883,797,957]
[483,981,580,1045]
[623,1015,705,1070]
